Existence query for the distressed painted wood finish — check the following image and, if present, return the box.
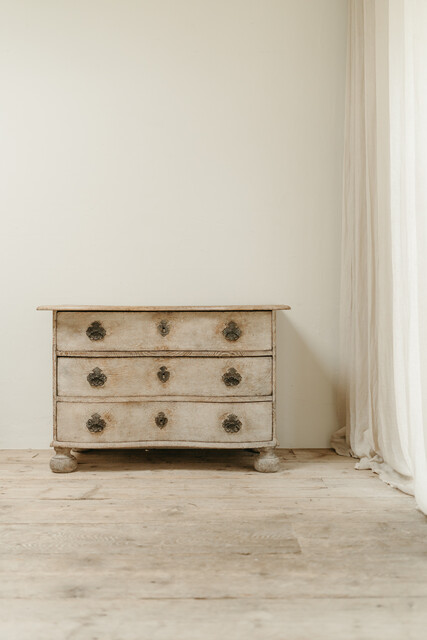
[49,447,77,473]
[38,304,288,471]
[56,311,272,352]
[56,401,273,444]
[57,356,273,398]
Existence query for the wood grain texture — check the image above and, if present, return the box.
[1,557,427,599]
[57,356,272,397]
[56,400,273,444]
[56,311,272,352]
[2,599,426,640]
[0,449,425,640]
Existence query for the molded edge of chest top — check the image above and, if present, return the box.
[37,305,291,311]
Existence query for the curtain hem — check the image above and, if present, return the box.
[331,426,415,499]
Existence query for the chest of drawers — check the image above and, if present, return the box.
[38,305,290,473]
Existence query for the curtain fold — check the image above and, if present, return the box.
[335,0,427,514]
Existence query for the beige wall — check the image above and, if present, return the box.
[0,0,347,448]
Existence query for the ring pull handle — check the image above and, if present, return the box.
[222,367,242,387]
[155,412,168,429]
[222,414,242,433]
[87,367,107,387]
[157,320,170,337]
[86,413,106,433]
[157,366,170,383]
[222,321,242,342]
[86,321,106,341]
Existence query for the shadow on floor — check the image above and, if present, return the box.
[72,447,261,473]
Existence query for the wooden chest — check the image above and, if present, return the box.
[38,305,290,472]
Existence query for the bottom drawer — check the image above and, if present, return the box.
[56,401,273,444]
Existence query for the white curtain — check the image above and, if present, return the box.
[334,0,427,514]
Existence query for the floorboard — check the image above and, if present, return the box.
[0,448,426,639]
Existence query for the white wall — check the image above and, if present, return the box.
[0,0,347,449]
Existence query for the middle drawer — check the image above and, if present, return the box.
[57,357,272,398]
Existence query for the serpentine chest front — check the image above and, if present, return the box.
[37,305,290,472]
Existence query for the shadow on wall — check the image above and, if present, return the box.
[275,311,342,448]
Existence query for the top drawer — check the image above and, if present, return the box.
[56,311,272,352]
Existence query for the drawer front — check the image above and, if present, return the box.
[56,311,272,352]
[56,401,273,443]
[57,357,272,397]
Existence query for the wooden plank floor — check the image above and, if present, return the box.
[1,448,426,640]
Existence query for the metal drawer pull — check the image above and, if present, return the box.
[86,413,106,433]
[157,366,170,383]
[222,321,242,341]
[155,412,168,428]
[157,320,170,336]
[86,321,106,341]
[222,367,242,387]
[87,367,107,387]
[222,414,242,433]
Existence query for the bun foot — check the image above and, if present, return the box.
[50,447,78,473]
[254,447,280,473]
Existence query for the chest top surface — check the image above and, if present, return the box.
[38,305,290,311]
